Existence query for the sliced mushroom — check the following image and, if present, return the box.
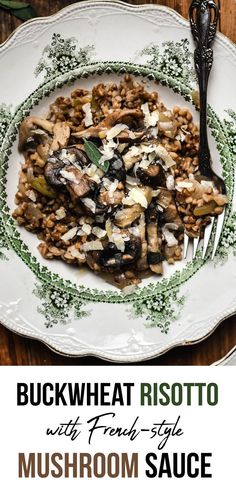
[106,152,126,183]
[146,221,164,275]
[156,187,183,228]
[98,189,124,207]
[72,108,143,139]
[37,142,51,162]
[65,167,92,199]
[45,147,93,199]
[136,213,148,271]
[99,236,141,271]
[19,116,54,151]
[114,130,146,142]
[136,159,165,187]
[51,122,71,151]
[114,204,143,228]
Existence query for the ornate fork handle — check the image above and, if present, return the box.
[189,0,219,177]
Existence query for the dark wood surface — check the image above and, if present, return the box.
[0,0,235,365]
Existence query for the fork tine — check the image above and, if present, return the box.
[211,209,225,259]
[202,217,215,259]
[193,236,200,259]
[183,232,189,258]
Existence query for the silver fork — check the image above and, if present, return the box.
[184,0,226,260]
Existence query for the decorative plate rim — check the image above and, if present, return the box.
[1,306,236,363]
[0,0,235,363]
[0,1,235,54]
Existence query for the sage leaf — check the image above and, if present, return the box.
[0,1,30,8]
[0,1,37,20]
[83,139,110,173]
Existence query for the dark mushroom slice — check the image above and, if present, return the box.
[146,202,164,274]
[66,167,94,199]
[136,158,165,188]
[19,117,54,152]
[85,251,102,272]
[157,187,183,228]
[98,236,141,272]
[136,214,148,271]
[106,152,126,184]
[44,147,94,199]
[85,152,126,213]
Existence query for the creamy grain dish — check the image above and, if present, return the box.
[13,76,227,289]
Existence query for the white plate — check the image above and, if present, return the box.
[0,1,236,362]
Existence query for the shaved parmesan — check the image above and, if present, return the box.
[99,139,117,163]
[82,240,104,252]
[86,164,97,177]
[61,227,78,242]
[110,233,125,252]
[152,189,160,198]
[141,103,159,128]
[122,284,137,295]
[155,144,175,169]
[105,219,112,238]
[176,131,185,142]
[124,187,148,208]
[82,102,93,127]
[162,223,179,247]
[129,226,140,237]
[55,206,66,220]
[128,130,137,139]
[166,175,175,190]
[81,198,96,214]
[25,190,36,202]
[92,226,106,239]
[82,224,92,235]
[108,179,119,198]
[67,246,86,261]
[126,175,140,186]
[175,180,193,191]
[60,170,79,183]
[106,124,128,141]
[200,180,217,192]
[118,143,128,153]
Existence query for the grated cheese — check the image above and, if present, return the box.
[106,124,128,141]
[55,206,66,220]
[92,226,107,239]
[162,223,179,247]
[81,198,96,214]
[82,240,104,252]
[141,103,159,128]
[166,175,175,191]
[61,227,78,242]
[82,102,93,127]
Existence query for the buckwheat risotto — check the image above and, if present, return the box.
[13,76,227,288]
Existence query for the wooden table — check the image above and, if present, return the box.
[0,0,235,365]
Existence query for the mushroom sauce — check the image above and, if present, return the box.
[13,76,227,289]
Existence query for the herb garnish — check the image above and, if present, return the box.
[83,138,110,173]
[0,1,37,21]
